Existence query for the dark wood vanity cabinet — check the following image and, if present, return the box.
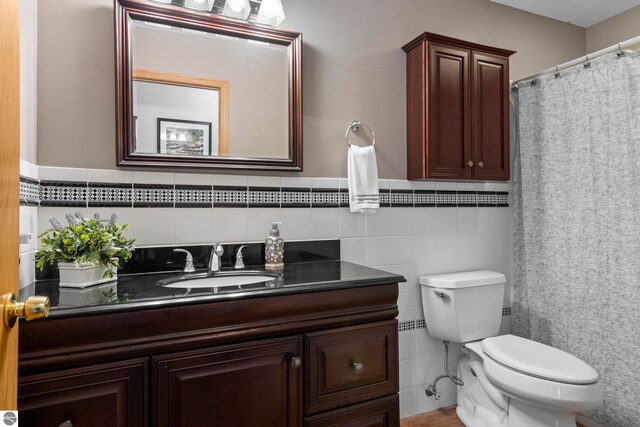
[403,32,515,181]
[18,283,400,427]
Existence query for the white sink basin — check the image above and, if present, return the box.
[157,271,277,290]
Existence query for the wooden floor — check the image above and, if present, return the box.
[400,406,587,427]
[400,406,463,427]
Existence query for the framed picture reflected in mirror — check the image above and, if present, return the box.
[157,118,212,156]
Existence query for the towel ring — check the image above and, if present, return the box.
[345,120,376,147]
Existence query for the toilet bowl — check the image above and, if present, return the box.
[420,271,604,427]
[462,336,603,427]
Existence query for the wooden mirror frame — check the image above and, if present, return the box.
[115,0,303,171]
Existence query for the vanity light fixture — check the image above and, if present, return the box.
[255,0,285,26]
[147,0,286,27]
[222,0,251,20]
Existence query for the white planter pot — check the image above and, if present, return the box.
[58,262,117,288]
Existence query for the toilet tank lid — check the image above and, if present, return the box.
[482,335,600,385]
[419,270,506,288]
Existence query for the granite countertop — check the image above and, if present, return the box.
[21,260,405,319]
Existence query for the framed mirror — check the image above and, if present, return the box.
[115,0,302,171]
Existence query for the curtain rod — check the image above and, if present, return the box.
[511,35,640,86]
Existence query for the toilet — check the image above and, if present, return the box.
[420,270,603,427]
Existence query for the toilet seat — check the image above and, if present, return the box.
[481,350,604,414]
[481,335,599,385]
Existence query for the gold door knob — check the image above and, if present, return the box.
[2,293,49,329]
[476,161,484,168]
[465,160,474,168]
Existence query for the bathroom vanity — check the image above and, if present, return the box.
[17,259,402,427]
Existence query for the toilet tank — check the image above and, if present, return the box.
[420,270,505,343]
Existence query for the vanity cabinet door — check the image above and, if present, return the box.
[18,358,147,427]
[152,336,302,427]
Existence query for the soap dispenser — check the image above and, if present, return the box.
[265,222,284,270]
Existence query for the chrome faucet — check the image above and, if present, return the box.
[208,243,224,273]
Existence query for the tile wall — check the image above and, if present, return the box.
[21,164,514,418]
[19,160,39,291]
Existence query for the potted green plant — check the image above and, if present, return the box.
[35,212,135,288]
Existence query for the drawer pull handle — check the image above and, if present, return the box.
[351,361,365,374]
[290,356,302,369]
[59,422,73,427]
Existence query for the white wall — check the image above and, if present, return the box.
[19,0,38,290]
[20,0,37,164]
[19,161,39,290]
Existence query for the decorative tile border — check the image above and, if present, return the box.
[399,308,511,333]
[281,187,311,208]
[39,181,87,207]
[20,176,40,206]
[133,184,174,208]
[311,188,340,208]
[249,187,281,208]
[176,185,213,208]
[30,180,510,209]
[88,183,133,208]
[213,186,249,207]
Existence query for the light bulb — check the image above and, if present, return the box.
[261,0,281,18]
[193,0,206,3]
[179,134,186,142]
[228,0,244,12]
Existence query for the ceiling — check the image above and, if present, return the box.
[490,0,640,27]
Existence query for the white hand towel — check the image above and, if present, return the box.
[348,145,379,214]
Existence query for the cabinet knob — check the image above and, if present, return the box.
[465,160,474,168]
[290,356,302,369]
[351,361,365,374]
[476,161,484,168]
[59,421,73,427]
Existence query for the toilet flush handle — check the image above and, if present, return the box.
[433,289,450,301]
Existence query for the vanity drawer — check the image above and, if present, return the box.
[304,320,398,414]
[304,394,399,427]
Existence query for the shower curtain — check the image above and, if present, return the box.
[513,51,640,426]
